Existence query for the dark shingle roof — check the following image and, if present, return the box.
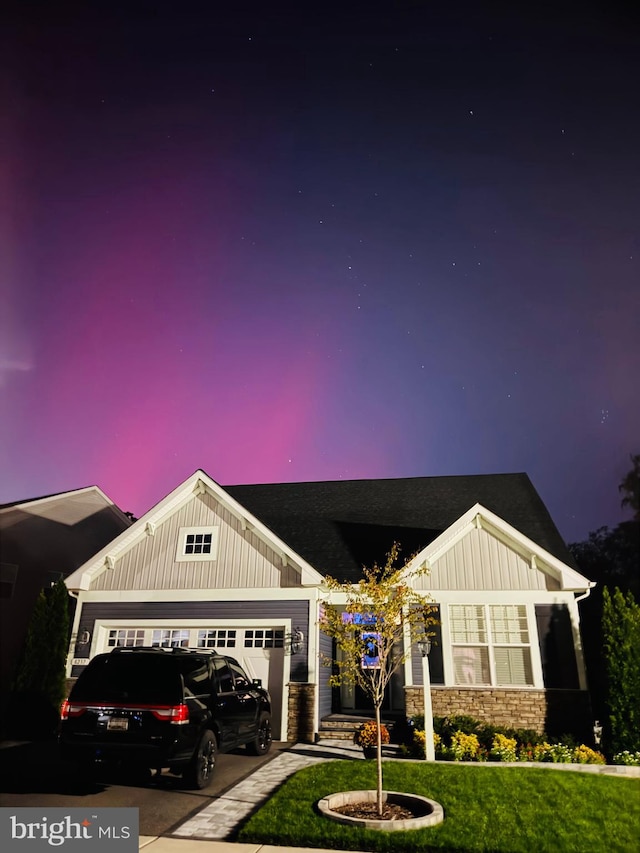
[225,473,577,582]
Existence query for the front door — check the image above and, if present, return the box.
[337,646,404,713]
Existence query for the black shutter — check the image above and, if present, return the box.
[428,606,444,684]
[535,604,579,689]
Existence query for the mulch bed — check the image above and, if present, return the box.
[333,801,416,821]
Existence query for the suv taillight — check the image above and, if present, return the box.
[60,700,86,720]
[150,704,189,724]
[60,701,189,723]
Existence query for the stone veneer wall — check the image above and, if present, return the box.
[287,682,316,743]
[405,686,592,738]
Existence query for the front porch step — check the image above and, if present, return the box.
[318,713,400,742]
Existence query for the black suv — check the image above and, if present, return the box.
[59,647,272,788]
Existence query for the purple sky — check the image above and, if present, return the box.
[1,2,638,543]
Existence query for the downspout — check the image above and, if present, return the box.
[573,583,596,691]
[575,581,596,604]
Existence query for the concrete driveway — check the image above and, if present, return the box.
[0,737,291,837]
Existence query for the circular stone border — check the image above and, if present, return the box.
[317,790,444,831]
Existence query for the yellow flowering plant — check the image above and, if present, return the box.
[572,745,606,764]
[354,720,390,748]
[490,733,518,762]
[450,730,481,761]
[407,729,441,758]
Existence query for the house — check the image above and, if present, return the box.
[0,487,133,694]
[63,469,595,743]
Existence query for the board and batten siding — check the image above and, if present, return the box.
[73,599,310,681]
[318,630,334,719]
[414,527,559,591]
[91,492,301,591]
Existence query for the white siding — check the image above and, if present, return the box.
[91,493,301,591]
[414,527,558,591]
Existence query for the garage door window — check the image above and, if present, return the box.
[152,629,190,648]
[197,629,237,648]
[244,629,284,648]
[107,629,145,647]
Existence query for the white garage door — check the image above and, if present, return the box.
[101,625,287,739]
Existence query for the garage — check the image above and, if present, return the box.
[96,624,288,739]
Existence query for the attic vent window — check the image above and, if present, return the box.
[186,533,212,554]
[176,526,219,562]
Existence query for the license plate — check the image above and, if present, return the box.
[107,717,129,731]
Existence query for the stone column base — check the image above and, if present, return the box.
[287,682,316,742]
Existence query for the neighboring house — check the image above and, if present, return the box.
[0,487,133,695]
[63,470,595,743]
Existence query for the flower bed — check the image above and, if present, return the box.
[401,714,608,764]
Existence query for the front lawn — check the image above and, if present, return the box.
[237,760,639,852]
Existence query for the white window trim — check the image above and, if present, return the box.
[175,526,219,562]
[441,601,545,689]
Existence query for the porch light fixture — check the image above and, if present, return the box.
[418,637,432,657]
[593,720,603,746]
[79,629,91,645]
[288,628,304,654]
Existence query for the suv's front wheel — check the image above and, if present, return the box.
[184,730,217,789]
[247,713,272,755]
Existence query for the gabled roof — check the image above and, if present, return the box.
[405,503,593,592]
[64,470,325,591]
[0,485,132,529]
[0,485,124,513]
[226,473,580,583]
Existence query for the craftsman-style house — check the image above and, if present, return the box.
[63,469,595,741]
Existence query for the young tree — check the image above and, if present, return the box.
[319,543,434,815]
[601,586,640,756]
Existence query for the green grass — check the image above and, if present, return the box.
[237,760,640,852]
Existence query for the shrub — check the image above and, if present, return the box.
[490,733,518,762]
[602,587,640,756]
[10,579,70,739]
[528,742,574,763]
[613,750,640,766]
[409,714,607,764]
[573,745,606,764]
[450,730,483,761]
[353,721,389,748]
[401,728,441,759]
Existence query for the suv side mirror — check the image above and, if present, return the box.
[252,678,262,687]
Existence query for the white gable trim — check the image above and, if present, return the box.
[1,485,132,530]
[1,485,121,514]
[406,503,594,592]
[64,470,324,591]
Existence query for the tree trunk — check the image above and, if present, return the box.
[375,703,383,816]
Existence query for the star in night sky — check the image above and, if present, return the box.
[1,1,639,543]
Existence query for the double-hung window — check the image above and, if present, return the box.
[450,604,533,686]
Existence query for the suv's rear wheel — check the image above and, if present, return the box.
[184,730,217,789]
[247,714,272,755]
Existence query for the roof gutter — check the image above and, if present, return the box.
[574,582,596,603]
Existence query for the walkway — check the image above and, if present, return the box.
[171,739,387,842]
